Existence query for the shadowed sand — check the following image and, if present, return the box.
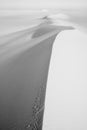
[0,17,73,129]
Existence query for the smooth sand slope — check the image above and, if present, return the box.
[0,17,73,129]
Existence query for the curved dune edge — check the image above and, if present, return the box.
[0,23,74,65]
[0,24,73,129]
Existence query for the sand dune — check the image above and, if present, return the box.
[0,15,74,129]
[0,8,86,129]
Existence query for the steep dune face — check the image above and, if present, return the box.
[1,8,86,129]
[0,34,57,129]
[0,15,74,129]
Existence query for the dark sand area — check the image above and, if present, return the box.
[0,21,73,129]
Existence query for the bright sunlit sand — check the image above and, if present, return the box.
[43,29,87,130]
